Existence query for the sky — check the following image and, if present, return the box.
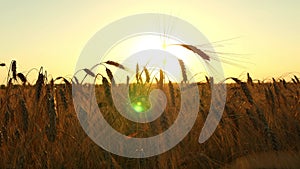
[0,0,299,84]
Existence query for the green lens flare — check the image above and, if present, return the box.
[133,101,145,113]
[131,96,151,113]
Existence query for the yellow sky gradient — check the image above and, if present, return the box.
[0,1,299,84]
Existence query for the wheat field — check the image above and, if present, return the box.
[0,60,300,168]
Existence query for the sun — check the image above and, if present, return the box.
[101,33,207,84]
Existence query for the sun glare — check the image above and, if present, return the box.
[101,34,208,84]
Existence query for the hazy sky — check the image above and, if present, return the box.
[0,1,299,84]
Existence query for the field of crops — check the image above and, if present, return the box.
[0,60,300,168]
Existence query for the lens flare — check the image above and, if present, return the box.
[132,101,144,113]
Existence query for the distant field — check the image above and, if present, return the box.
[0,61,300,168]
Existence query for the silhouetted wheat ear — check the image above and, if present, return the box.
[11,60,17,80]
[282,79,287,89]
[178,59,187,83]
[19,98,28,133]
[294,75,299,84]
[272,78,280,97]
[231,77,242,84]
[138,73,143,84]
[247,72,253,86]
[230,77,253,104]
[0,63,5,66]
[176,44,210,61]
[17,73,27,85]
[292,78,297,84]
[158,69,164,90]
[168,80,175,106]
[255,105,280,151]
[46,83,57,142]
[59,88,68,109]
[205,76,210,83]
[105,68,115,86]
[240,82,254,105]
[136,63,139,84]
[83,68,95,77]
[35,71,44,101]
[104,60,126,70]
[102,76,112,103]
[155,77,159,85]
[126,76,129,86]
[144,67,150,83]
[245,108,258,130]
[267,87,275,110]
[73,76,79,84]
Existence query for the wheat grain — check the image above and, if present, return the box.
[230,77,254,104]
[144,67,150,83]
[35,68,44,101]
[104,60,126,70]
[240,82,254,105]
[174,44,210,61]
[294,75,299,84]
[105,68,115,86]
[245,108,258,130]
[178,59,187,83]
[19,98,28,133]
[83,68,96,77]
[11,60,17,80]
[126,76,129,86]
[59,88,68,110]
[255,105,280,151]
[168,80,175,106]
[136,63,140,84]
[102,76,112,103]
[247,72,253,86]
[17,73,27,85]
[46,83,57,142]
[158,69,164,90]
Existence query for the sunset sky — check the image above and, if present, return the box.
[0,1,299,84]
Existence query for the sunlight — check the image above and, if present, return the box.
[101,33,208,84]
